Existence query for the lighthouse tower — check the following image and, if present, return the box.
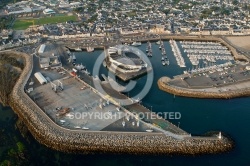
[218,132,222,139]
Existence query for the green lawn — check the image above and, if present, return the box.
[13,15,78,30]
[13,20,34,30]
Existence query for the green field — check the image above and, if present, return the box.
[13,15,78,30]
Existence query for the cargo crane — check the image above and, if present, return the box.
[50,81,57,92]
[57,80,63,91]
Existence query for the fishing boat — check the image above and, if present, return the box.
[75,63,85,70]
[131,41,141,46]
[75,47,82,52]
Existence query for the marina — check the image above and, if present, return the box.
[170,39,186,68]
[180,41,234,66]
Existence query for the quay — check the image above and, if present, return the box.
[3,50,233,155]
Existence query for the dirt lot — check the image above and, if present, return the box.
[226,36,250,51]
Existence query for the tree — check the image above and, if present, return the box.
[0,160,11,166]
[16,142,25,153]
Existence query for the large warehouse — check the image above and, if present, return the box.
[34,72,47,85]
[38,44,46,54]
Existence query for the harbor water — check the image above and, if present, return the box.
[1,41,250,165]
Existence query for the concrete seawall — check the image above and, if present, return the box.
[158,77,250,99]
[6,51,233,155]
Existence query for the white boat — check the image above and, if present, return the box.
[131,42,141,46]
[147,52,152,57]
[165,59,170,65]
[82,69,90,75]
[82,127,89,130]
[133,97,140,103]
[65,113,74,118]
[68,56,72,63]
[146,129,153,132]
[103,61,107,67]
[60,120,66,123]
[162,61,166,66]
[74,126,81,129]
[156,41,161,45]
[87,47,94,52]
[161,57,164,61]
[75,47,82,51]
[75,63,85,70]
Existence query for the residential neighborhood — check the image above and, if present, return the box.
[0,0,250,37]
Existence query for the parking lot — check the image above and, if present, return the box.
[169,63,250,92]
[29,76,127,131]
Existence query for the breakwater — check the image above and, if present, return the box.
[158,77,250,99]
[4,51,233,155]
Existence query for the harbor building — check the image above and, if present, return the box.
[106,46,150,81]
[37,44,62,69]
[43,9,56,15]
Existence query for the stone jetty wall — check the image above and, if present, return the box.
[158,77,250,99]
[7,51,233,155]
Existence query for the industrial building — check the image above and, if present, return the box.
[34,72,47,85]
[37,44,62,69]
[38,44,46,54]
